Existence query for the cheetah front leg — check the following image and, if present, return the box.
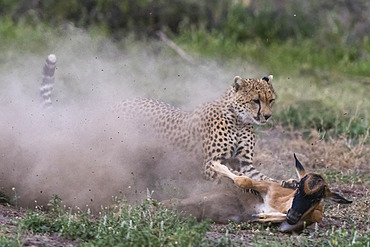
[201,126,297,188]
[239,160,298,188]
[237,158,297,189]
[235,135,298,189]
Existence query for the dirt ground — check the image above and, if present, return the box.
[207,183,369,245]
[1,128,368,246]
[0,183,368,246]
[0,204,77,246]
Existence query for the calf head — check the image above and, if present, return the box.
[286,154,352,226]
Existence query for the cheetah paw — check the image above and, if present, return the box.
[281,179,299,189]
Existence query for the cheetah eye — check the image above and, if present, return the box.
[253,99,260,104]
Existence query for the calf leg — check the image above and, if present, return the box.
[162,185,262,223]
[252,212,287,223]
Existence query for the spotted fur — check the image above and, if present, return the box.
[113,75,292,185]
[38,65,291,186]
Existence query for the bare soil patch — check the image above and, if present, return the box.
[0,128,368,246]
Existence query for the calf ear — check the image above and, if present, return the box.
[325,188,352,204]
[294,154,306,179]
[328,192,352,204]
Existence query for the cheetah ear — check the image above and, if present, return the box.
[262,75,273,83]
[233,76,243,92]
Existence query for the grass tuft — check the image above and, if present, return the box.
[18,194,212,246]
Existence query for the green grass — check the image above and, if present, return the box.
[0,18,368,143]
[15,194,217,246]
[0,18,55,54]
[213,219,370,247]
[176,30,370,77]
[274,101,369,142]
[270,71,369,143]
[322,170,370,185]
[0,235,21,247]
[0,6,369,247]
[7,193,367,246]
[176,30,370,142]
[0,191,10,204]
[250,226,370,247]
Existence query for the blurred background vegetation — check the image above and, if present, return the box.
[0,3,369,245]
[0,0,369,142]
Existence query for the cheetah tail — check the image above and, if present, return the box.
[40,54,56,109]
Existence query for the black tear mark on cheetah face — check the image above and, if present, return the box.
[232,75,276,125]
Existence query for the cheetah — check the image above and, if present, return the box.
[112,76,294,187]
[40,54,294,187]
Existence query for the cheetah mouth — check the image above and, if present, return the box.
[238,112,266,125]
[253,117,266,125]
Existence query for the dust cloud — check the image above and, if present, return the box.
[0,30,267,211]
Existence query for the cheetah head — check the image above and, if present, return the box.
[232,75,276,125]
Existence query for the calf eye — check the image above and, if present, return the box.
[253,99,260,104]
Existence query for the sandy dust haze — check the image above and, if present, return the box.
[0,30,269,211]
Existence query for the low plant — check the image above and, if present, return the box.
[18,193,212,246]
[0,235,21,247]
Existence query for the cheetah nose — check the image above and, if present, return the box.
[264,114,271,120]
